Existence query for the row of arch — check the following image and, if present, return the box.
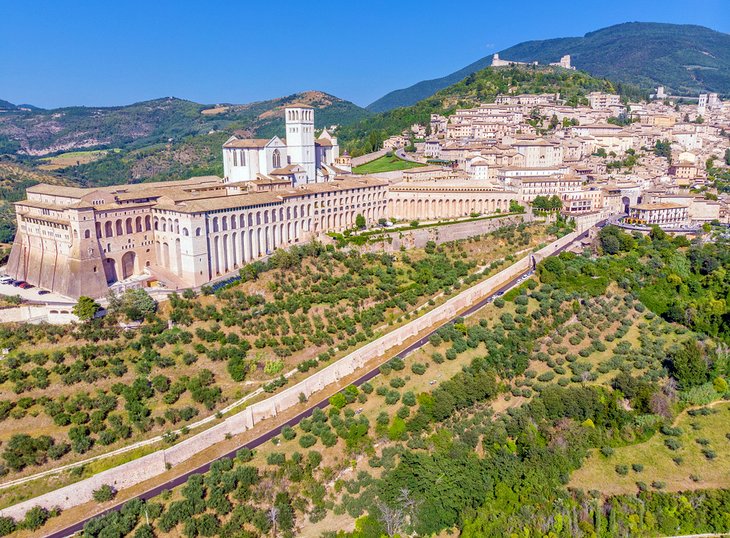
[390,197,512,220]
[210,221,303,275]
[95,215,151,239]
[286,109,312,121]
[207,205,387,277]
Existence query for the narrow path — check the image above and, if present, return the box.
[41,227,595,538]
[5,241,534,490]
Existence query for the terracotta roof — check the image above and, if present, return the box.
[223,138,271,149]
[632,202,688,210]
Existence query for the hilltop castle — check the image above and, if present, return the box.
[491,54,574,70]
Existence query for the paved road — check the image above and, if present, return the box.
[44,226,596,538]
[395,148,425,164]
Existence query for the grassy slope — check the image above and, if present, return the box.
[352,154,425,174]
[571,402,730,495]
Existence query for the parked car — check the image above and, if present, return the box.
[18,282,32,289]
[12,281,24,287]
[37,290,50,295]
[0,276,13,285]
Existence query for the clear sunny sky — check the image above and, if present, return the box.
[2,0,729,109]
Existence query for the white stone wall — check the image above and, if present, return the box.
[0,229,586,521]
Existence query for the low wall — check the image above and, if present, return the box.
[361,214,531,253]
[351,149,388,167]
[0,305,78,325]
[0,228,582,520]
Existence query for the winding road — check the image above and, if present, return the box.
[44,225,597,538]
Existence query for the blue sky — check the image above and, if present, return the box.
[2,0,728,109]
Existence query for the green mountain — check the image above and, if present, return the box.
[0,91,371,186]
[367,22,730,112]
[341,65,636,156]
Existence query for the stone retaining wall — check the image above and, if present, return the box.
[0,229,582,521]
[381,214,532,252]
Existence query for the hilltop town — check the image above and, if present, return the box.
[1,22,730,538]
[6,72,729,301]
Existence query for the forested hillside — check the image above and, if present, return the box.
[16,224,730,538]
[368,22,730,112]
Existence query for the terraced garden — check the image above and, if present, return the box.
[0,223,551,492]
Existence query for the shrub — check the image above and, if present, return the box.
[631,463,644,473]
[600,446,614,458]
[411,363,426,375]
[615,464,629,476]
[92,484,117,503]
[299,434,317,449]
[389,377,405,389]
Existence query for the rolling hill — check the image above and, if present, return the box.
[0,91,370,157]
[367,22,730,112]
[0,91,371,187]
[340,65,632,156]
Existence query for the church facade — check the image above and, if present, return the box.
[222,105,340,186]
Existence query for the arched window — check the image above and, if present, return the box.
[115,219,123,235]
[105,221,113,237]
[272,149,281,169]
[84,229,90,239]
[145,215,151,231]
[182,228,189,237]
[126,218,133,234]
[195,227,202,237]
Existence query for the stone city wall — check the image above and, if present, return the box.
[0,229,582,521]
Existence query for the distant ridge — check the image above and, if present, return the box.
[367,22,730,112]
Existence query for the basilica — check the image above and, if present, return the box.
[6,105,516,299]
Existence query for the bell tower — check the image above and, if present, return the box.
[285,105,316,182]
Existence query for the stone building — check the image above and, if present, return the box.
[387,180,518,220]
[629,203,689,227]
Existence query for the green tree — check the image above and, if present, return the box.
[73,296,101,321]
[355,214,366,229]
[668,341,709,389]
[119,289,157,321]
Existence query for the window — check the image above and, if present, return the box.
[272,149,281,169]
[84,229,91,239]
[240,150,245,166]
[233,151,238,167]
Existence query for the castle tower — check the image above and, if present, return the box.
[285,105,316,182]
